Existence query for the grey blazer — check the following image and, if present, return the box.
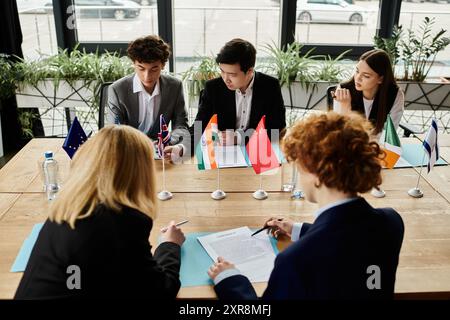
[107,73,189,142]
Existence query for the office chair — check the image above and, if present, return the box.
[98,82,113,130]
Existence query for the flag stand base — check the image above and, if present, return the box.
[211,189,226,200]
[253,189,268,200]
[408,187,424,198]
[371,187,386,198]
[158,190,173,201]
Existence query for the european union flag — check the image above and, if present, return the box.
[63,117,88,159]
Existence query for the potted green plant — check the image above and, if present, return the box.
[260,41,351,126]
[180,55,220,113]
[0,54,18,101]
[14,46,134,136]
[374,17,450,132]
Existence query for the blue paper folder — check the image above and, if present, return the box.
[400,143,447,167]
[11,223,44,272]
[11,224,279,288]
[180,231,279,287]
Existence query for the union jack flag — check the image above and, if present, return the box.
[157,114,170,158]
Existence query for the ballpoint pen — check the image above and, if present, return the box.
[251,218,283,237]
[160,219,189,232]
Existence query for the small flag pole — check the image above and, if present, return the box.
[408,151,425,198]
[158,148,173,201]
[211,165,226,200]
[253,173,268,200]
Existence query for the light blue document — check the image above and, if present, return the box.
[180,231,279,287]
[396,143,447,168]
[11,223,44,272]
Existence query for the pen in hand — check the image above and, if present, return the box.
[251,218,283,237]
[160,219,189,232]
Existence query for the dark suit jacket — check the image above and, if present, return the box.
[14,205,181,299]
[215,198,404,300]
[190,72,286,148]
[107,73,189,142]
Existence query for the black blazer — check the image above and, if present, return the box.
[14,205,181,299]
[189,72,286,147]
[215,198,404,300]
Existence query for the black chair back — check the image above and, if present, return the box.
[98,82,113,130]
[326,85,337,111]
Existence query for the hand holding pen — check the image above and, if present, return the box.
[252,217,295,239]
[160,220,188,246]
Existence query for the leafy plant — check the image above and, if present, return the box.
[373,25,403,76]
[310,49,352,82]
[400,17,450,82]
[375,17,449,82]
[17,109,38,138]
[260,41,317,89]
[180,55,220,98]
[0,54,19,100]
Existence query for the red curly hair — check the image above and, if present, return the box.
[282,112,384,194]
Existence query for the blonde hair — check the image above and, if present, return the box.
[50,125,157,229]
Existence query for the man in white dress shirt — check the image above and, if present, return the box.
[107,35,188,160]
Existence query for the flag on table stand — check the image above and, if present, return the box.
[246,115,280,200]
[63,117,88,159]
[195,114,225,200]
[408,119,440,198]
[157,115,172,201]
[157,114,171,158]
[382,114,402,169]
[195,114,219,170]
[423,119,439,173]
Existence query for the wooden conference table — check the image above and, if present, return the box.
[0,137,450,299]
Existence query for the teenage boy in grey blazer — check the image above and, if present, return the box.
[107,35,189,160]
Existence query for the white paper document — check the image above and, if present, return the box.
[197,226,276,283]
[215,146,248,168]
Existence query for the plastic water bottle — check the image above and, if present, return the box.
[42,151,60,201]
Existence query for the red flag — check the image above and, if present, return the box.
[246,115,280,174]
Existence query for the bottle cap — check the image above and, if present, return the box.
[44,151,53,159]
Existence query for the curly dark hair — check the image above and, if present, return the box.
[127,35,171,64]
[282,112,385,194]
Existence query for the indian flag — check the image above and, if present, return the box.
[196,114,219,170]
[383,114,402,169]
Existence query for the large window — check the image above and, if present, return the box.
[74,0,158,42]
[295,0,380,46]
[17,0,58,59]
[173,0,281,73]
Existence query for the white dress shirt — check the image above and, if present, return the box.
[235,76,255,131]
[133,74,161,134]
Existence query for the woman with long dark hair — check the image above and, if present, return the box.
[333,49,404,138]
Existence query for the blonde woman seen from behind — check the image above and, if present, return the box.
[15,125,185,299]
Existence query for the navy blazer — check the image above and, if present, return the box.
[214,198,404,300]
[189,72,286,148]
[15,205,181,299]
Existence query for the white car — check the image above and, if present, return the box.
[297,0,367,24]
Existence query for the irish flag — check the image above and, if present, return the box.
[383,114,402,169]
[196,114,219,170]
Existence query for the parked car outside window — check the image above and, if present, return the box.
[297,0,367,24]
